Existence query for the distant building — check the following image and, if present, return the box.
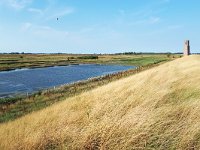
[184,40,190,56]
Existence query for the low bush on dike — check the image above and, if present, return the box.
[78,55,99,59]
[0,97,22,105]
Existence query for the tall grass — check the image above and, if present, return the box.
[0,55,199,149]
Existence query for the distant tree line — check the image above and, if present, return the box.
[0,52,199,55]
[114,52,185,55]
[0,52,30,54]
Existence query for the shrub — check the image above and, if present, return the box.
[78,56,98,59]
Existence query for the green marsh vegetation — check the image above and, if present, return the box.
[0,53,180,71]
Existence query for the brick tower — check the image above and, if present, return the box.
[184,40,190,56]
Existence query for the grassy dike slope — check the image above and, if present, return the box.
[0,55,200,150]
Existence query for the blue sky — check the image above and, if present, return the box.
[0,0,199,53]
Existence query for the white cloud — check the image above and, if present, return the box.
[27,8,43,15]
[46,7,75,20]
[21,22,32,31]
[21,22,52,32]
[1,0,33,10]
[162,0,170,3]
[149,16,160,24]
[127,16,160,27]
[167,25,183,30]
[20,22,69,38]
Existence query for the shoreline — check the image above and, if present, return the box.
[0,63,80,72]
[0,62,135,72]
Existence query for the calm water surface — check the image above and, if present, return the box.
[0,64,134,97]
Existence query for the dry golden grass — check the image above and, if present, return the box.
[0,55,200,150]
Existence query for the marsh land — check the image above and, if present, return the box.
[0,53,179,71]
